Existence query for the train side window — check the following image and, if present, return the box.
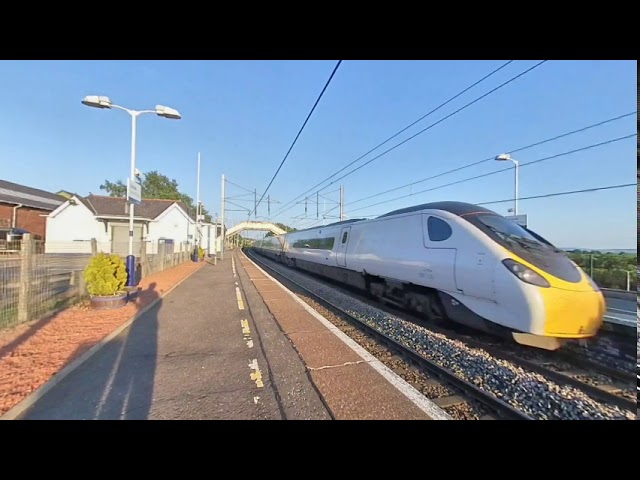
[427,216,452,242]
[342,232,348,244]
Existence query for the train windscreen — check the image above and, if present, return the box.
[469,214,582,283]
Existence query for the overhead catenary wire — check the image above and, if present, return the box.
[345,110,637,207]
[251,60,343,217]
[225,178,255,194]
[271,60,547,219]
[305,182,636,225]
[345,133,637,214]
[308,112,637,221]
[281,111,636,223]
[301,131,636,221]
[475,182,636,207]
[225,199,252,212]
[227,192,255,199]
[269,60,516,217]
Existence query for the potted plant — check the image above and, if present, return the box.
[84,252,129,310]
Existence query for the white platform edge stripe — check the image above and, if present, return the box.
[239,250,452,421]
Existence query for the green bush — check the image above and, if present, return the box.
[84,252,128,296]
[567,251,637,290]
[198,246,205,259]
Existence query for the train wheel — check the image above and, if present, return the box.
[407,291,447,323]
[368,281,385,300]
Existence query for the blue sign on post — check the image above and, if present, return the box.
[127,178,142,205]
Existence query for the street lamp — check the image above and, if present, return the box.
[82,95,181,287]
[495,153,519,215]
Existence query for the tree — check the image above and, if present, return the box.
[99,170,213,222]
[265,223,298,237]
[567,251,637,290]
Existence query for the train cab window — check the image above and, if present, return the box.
[474,214,553,251]
[427,216,452,242]
[522,227,555,247]
[341,232,348,244]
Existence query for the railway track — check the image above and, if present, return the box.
[462,338,636,412]
[244,249,528,420]
[244,248,636,420]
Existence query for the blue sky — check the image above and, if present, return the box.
[0,60,636,249]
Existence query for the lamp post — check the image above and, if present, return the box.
[495,153,519,215]
[82,95,181,286]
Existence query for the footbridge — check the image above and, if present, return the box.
[225,221,286,238]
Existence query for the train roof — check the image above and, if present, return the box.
[377,201,497,218]
[286,218,367,235]
[279,202,497,236]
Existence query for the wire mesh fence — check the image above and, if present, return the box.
[0,239,22,258]
[0,235,198,330]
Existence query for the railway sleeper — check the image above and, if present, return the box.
[433,395,466,408]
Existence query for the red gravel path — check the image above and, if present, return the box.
[0,261,206,416]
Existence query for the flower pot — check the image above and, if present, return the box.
[89,291,128,310]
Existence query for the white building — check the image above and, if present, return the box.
[45,194,224,256]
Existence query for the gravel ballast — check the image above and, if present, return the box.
[252,254,635,421]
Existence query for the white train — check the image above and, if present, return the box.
[253,201,605,350]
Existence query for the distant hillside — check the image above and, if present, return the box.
[561,248,636,254]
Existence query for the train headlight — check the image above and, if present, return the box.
[502,259,550,288]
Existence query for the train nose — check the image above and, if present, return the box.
[541,288,605,338]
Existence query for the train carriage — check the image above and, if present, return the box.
[253,201,605,350]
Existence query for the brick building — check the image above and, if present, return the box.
[0,179,66,240]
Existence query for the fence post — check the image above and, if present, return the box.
[141,243,149,278]
[91,238,97,256]
[78,270,87,297]
[158,241,166,272]
[18,234,34,324]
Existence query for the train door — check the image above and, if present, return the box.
[421,214,459,293]
[336,226,351,267]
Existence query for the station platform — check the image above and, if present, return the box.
[12,249,449,420]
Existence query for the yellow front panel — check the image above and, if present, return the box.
[538,286,605,336]
[504,250,605,337]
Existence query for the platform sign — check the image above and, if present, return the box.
[127,178,142,205]
[505,214,528,228]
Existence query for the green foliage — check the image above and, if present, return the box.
[265,222,297,237]
[84,253,128,296]
[99,179,126,197]
[236,236,254,248]
[198,246,205,259]
[99,170,213,223]
[567,251,637,290]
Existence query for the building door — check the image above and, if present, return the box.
[112,225,143,256]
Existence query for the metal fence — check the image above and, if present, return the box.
[0,235,196,330]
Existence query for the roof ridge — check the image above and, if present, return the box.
[87,194,182,203]
[0,178,66,200]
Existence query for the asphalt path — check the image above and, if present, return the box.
[16,259,330,420]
